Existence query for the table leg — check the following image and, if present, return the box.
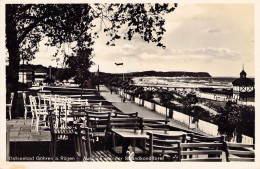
[122,138,131,161]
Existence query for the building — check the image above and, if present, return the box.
[34,67,47,85]
[232,68,255,102]
[18,66,33,87]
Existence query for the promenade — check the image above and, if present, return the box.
[99,86,205,134]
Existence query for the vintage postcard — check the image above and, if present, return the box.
[1,0,259,169]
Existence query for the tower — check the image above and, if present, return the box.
[232,67,254,102]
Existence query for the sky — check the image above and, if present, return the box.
[29,4,254,77]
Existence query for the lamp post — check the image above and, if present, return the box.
[49,66,52,86]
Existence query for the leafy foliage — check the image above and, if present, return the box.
[134,86,144,98]
[55,69,73,82]
[157,89,174,107]
[6,3,177,68]
[182,93,198,113]
[215,101,254,140]
[6,3,177,115]
[215,101,241,140]
[65,48,94,86]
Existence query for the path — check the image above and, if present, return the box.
[100,86,205,134]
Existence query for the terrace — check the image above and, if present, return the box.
[6,85,255,162]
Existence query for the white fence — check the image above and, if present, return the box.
[155,104,167,116]
[126,94,131,100]
[134,97,142,105]
[198,92,228,101]
[143,100,154,110]
[197,120,219,136]
[172,110,190,126]
[241,134,254,144]
[118,88,253,144]
[237,101,255,106]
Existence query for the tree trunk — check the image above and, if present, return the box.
[6,5,21,117]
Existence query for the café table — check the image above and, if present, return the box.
[111,128,187,161]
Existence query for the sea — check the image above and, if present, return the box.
[132,77,255,89]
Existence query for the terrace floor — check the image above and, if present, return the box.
[7,119,51,142]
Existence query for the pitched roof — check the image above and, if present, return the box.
[232,78,254,86]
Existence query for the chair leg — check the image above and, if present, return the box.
[43,115,47,127]
[31,117,34,126]
[54,137,57,160]
[49,139,53,159]
[36,116,40,132]
[24,108,27,120]
[73,135,78,160]
[9,107,11,120]
[112,133,116,148]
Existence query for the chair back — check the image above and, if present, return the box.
[179,142,224,162]
[73,99,89,106]
[42,94,52,108]
[71,104,92,113]
[86,112,111,141]
[141,118,169,131]
[112,112,138,118]
[224,142,255,162]
[147,132,186,161]
[92,102,102,112]
[110,117,141,130]
[187,133,225,143]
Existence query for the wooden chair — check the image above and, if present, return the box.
[73,122,88,161]
[78,125,93,161]
[52,96,69,128]
[42,94,52,108]
[6,92,14,120]
[141,118,169,131]
[48,109,77,160]
[179,142,224,162]
[78,125,121,161]
[86,112,111,149]
[110,116,143,156]
[29,95,48,131]
[186,133,225,159]
[224,142,255,162]
[147,132,186,161]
